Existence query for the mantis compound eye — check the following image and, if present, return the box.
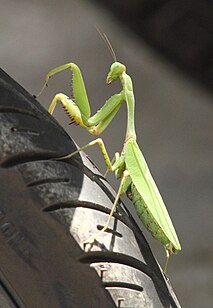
[106,62,126,84]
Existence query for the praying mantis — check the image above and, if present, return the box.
[36,38,181,271]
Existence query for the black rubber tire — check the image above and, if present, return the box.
[0,68,180,308]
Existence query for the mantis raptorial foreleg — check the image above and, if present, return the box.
[48,93,83,125]
[36,63,124,135]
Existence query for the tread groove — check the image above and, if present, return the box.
[27,177,70,187]
[103,281,143,292]
[1,154,58,168]
[0,106,40,119]
[78,251,153,279]
[43,200,126,224]
[11,127,40,136]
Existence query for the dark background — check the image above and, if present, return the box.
[93,0,213,90]
[1,1,212,307]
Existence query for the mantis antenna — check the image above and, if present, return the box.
[95,27,117,62]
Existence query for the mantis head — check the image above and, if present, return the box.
[106,62,126,84]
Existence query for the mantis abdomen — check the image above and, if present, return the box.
[127,182,172,249]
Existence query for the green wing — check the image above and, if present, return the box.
[125,139,181,251]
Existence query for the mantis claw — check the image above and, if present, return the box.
[82,227,107,250]
[83,239,95,252]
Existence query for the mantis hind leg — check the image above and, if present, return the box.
[84,170,130,248]
[164,249,171,273]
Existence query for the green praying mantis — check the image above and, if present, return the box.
[36,36,181,271]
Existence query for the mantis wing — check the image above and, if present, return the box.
[125,139,181,251]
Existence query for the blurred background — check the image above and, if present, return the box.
[1,0,212,306]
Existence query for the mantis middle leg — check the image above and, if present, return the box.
[54,137,129,245]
